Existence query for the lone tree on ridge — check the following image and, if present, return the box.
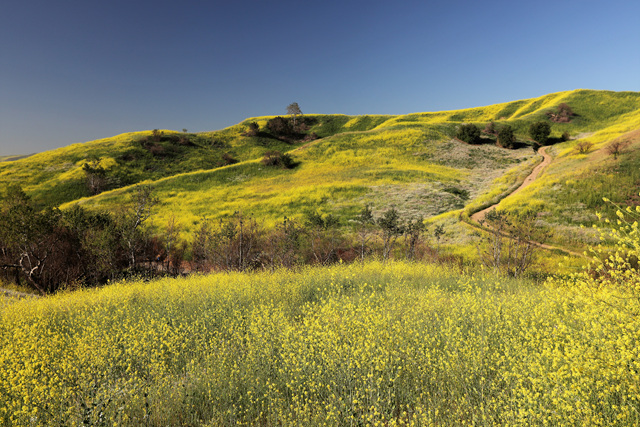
[287,102,302,126]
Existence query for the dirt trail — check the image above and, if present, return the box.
[468,146,584,258]
[471,146,552,224]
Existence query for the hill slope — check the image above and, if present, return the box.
[3,89,640,257]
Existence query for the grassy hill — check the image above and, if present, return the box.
[2,89,640,425]
[2,89,640,262]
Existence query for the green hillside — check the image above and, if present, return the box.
[3,90,640,425]
[2,89,640,260]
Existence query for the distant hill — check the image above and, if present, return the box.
[2,89,639,257]
[0,154,33,162]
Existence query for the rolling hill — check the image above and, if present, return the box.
[2,89,640,262]
[2,90,640,425]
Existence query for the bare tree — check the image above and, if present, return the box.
[606,140,626,159]
[263,217,303,269]
[404,217,426,260]
[478,209,549,277]
[118,185,158,270]
[355,205,375,262]
[286,102,302,126]
[83,160,108,195]
[377,208,404,261]
[304,211,341,265]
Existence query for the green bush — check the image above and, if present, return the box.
[498,125,516,149]
[456,124,481,144]
[261,151,295,169]
[529,121,551,145]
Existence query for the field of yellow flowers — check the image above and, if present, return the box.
[1,254,639,426]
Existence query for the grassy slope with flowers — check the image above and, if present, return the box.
[2,90,639,258]
[1,255,639,426]
[64,90,640,265]
[2,90,640,425]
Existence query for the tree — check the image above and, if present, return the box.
[404,217,426,260]
[304,210,341,265]
[456,124,481,144]
[377,208,404,261]
[287,102,302,126]
[118,185,158,270]
[209,212,264,271]
[434,224,445,250]
[82,160,108,195]
[162,215,183,275]
[478,209,550,278]
[355,205,375,262]
[0,186,79,294]
[529,121,551,145]
[62,205,122,284]
[263,217,303,269]
[192,218,212,272]
[497,125,516,149]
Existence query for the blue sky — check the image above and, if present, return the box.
[1,0,639,155]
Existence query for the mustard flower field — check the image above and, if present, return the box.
[1,258,638,426]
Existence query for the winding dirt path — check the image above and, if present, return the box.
[468,146,584,258]
[471,146,552,223]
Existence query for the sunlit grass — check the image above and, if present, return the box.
[3,89,640,256]
[1,260,638,426]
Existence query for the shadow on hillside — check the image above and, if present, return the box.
[544,137,566,146]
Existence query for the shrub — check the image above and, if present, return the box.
[529,121,551,145]
[244,122,259,137]
[575,141,593,154]
[261,151,295,169]
[606,140,626,159]
[567,197,640,317]
[151,129,163,142]
[478,209,550,278]
[456,124,481,144]
[221,152,238,165]
[267,117,294,138]
[497,125,516,149]
[547,103,575,123]
[483,121,497,135]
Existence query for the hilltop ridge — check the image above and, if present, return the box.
[2,89,639,261]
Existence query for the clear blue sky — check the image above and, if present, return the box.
[1,0,639,155]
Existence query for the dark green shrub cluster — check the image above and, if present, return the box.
[456,124,481,144]
[497,125,516,149]
[529,121,551,145]
[261,151,295,169]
